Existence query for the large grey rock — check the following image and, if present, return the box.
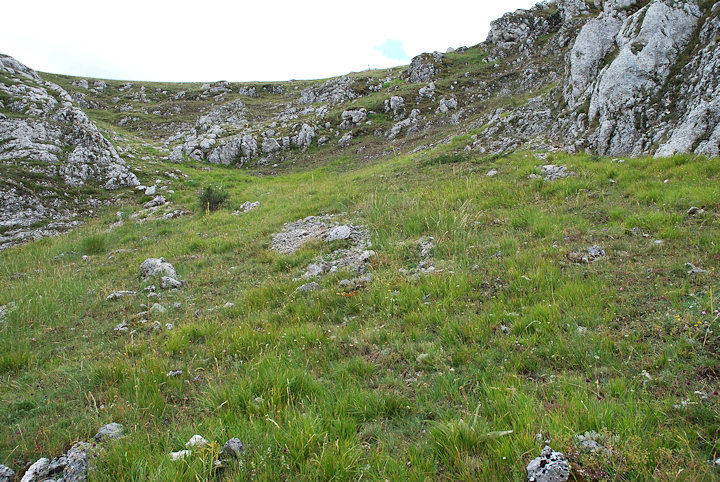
[20,458,50,482]
[340,109,367,129]
[526,446,570,481]
[140,258,177,279]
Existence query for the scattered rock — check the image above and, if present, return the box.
[167,369,183,377]
[106,291,136,301]
[686,206,705,216]
[537,165,573,181]
[150,303,167,313]
[568,246,605,264]
[296,282,319,293]
[526,446,570,482]
[94,422,124,441]
[486,169,498,177]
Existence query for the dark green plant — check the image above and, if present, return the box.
[81,234,106,254]
[199,185,229,212]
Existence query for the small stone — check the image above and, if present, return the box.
[486,169,498,177]
[223,302,235,308]
[686,206,704,216]
[167,369,183,377]
[165,323,174,330]
[172,302,182,309]
[186,435,208,448]
[686,263,707,275]
[114,321,129,332]
[144,185,156,196]
[150,303,166,313]
[94,422,124,441]
[220,438,246,459]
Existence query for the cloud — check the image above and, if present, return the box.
[374,39,411,62]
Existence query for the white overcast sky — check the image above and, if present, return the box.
[2,0,539,82]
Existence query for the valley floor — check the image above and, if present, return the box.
[1,149,719,480]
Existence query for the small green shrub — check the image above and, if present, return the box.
[199,185,229,212]
[423,153,469,166]
[81,234,106,254]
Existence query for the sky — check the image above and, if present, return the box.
[1,0,539,83]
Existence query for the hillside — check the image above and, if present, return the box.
[0,0,719,480]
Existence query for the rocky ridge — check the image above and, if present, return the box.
[0,55,139,249]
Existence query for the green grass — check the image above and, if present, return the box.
[1,150,719,480]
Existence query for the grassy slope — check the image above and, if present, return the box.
[1,146,719,480]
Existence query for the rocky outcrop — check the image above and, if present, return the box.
[0,54,139,250]
[560,0,719,157]
[407,52,444,83]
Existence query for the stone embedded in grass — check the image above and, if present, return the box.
[160,276,183,290]
[567,246,605,264]
[114,321,129,332]
[233,201,259,215]
[0,464,15,482]
[486,169,498,177]
[686,206,704,216]
[533,164,573,181]
[186,435,208,449]
[220,438,246,460]
[169,450,191,461]
[685,263,707,275]
[574,431,610,455]
[526,446,570,482]
[140,258,177,279]
[94,423,124,441]
[143,195,166,208]
[150,303,167,314]
[296,282,319,293]
[144,185,156,196]
[106,291,137,301]
[167,369,183,377]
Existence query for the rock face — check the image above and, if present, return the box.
[0,54,139,250]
